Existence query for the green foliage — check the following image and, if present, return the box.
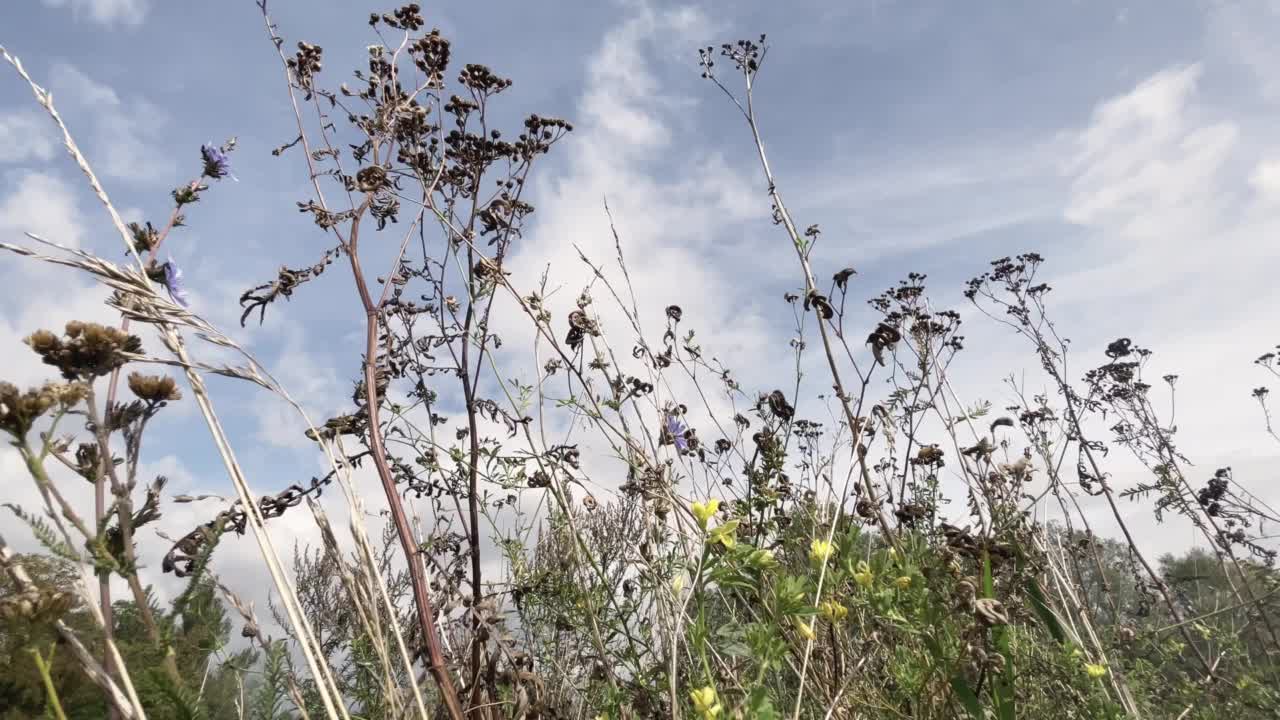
[0,554,250,720]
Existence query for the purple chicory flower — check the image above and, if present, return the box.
[200,143,237,181]
[665,415,689,453]
[163,257,190,307]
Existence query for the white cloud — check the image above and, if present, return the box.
[959,59,1280,557]
[40,0,147,27]
[0,170,86,248]
[1248,158,1280,200]
[0,111,57,164]
[505,5,774,386]
[252,326,347,450]
[45,63,175,184]
[0,171,119,387]
[1063,64,1239,246]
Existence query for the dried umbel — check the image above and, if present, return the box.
[0,381,88,438]
[127,372,182,404]
[24,321,142,380]
[0,587,76,624]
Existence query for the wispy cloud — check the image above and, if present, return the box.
[0,110,57,164]
[47,62,175,184]
[40,0,147,28]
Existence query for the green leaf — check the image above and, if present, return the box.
[152,668,207,720]
[745,687,780,720]
[949,675,984,719]
[983,551,1015,720]
[3,504,80,564]
[1026,576,1067,645]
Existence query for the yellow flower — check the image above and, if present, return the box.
[795,618,816,640]
[853,560,874,589]
[708,519,739,549]
[809,538,835,564]
[894,575,912,590]
[689,686,722,719]
[820,599,848,623]
[1085,663,1108,679]
[691,498,721,530]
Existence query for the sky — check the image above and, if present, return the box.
[2,0,1280,628]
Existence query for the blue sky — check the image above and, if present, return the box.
[3,0,1280,609]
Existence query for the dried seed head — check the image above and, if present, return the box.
[0,381,87,438]
[127,372,182,403]
[24,322,142,380]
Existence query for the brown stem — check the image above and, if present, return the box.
[1045,357,1214,675]
[735,70,899,549]
[347,208,466,720]
[95,179,196,708]
[85,388,183,687]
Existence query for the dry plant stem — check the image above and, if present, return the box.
[1046,357,1213,673]
[257,5,464,715]
[736,70,898,549]
[262,5,466,709]
[347,207,466,720]
[973,281,1214,673]
[94,182,196,684]
[723,62,900,718]
[84,388,184,687]
[1139,428,1280,650]
[0,534,145,720]
[4,46,348,720]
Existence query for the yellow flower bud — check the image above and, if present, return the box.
[689,686,722,718]
[795,618,816,640]
[820,599,849,623]
[895,575,912,590]
[854,560,874,589]
[748,548,777,570]
[691,498,721,530]
[809,538,835,564]
[1085,663,1108,679]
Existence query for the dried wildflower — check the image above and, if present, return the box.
[691,498,720,530]
[128,221,160,254]
[0,588,76,624]
[833,266,857,291]
[24,322,141,380]
[201,142,237,181]
[809,538,835,565]
[163,257,190,307]
[127,372,181,403]
[0,382,50,437]
[689,686,722,719]
[974,597,1009,626]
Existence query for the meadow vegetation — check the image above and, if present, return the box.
[2,5,1278,718]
